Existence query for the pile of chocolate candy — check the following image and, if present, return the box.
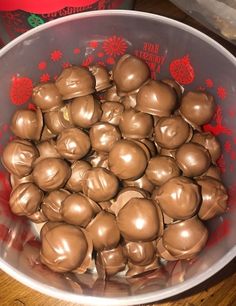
[1,54,228,278]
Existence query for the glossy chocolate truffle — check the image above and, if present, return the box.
[146,156,181,186]
[82,167,119,202]
[9,183,43,216]
[55,66,95,100]
[61,193,100,227]
[131,140,152,161]
[28,209,47,223]
[124,241,156,266]
[89,65,111,92]
[153,176,201,220]
[196,177,228,220]
[119,109,153,139]
[117,198,161,242]
[191,132,221,163]
[154,115,192,149]
[1,139,39,176]
[103,84,121,102]
[123,174,154,193]
[65,160,91,192]
[56,128,90,160]
[86,211,120,251]
[176,143,211,177]
[89,122,121,152]
[201,165,221,180]
[69,95,102,128]
[32,158,71,192]
[140,139,157,157]
[179,91,215,127]
[42,189,70,221]
[156,238,177,261]
[162,216,208,259]
[36,140,60,161]
[10,108,43,140]
[40,223,93,273]
[136,80,177,116]
[32,82,63,112]
[101,101,124,126]
[113,54,150,93]
[10,174,33,190]
[162,79,183,101]
[86,151,109,169]
[40,125,56,141]
[159,148,176,159]
[121,94,137,109]
[108,140,147,180]
[126,258,159,278]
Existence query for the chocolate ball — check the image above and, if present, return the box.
[191,132,221,163]
[86,151,109,169]
[40,223,93,273]
[108,140,147,180]
[56,128,91,160]
[86,211,120,250]
[28,209,47,223]
[119,109,153,139]
[179,91,215,128]
[156,238,177,261]
[200,165,221,180]
[113,54,150,94]
[154,115,192,149]
[101,101,124,126]
[121,93,137,109]
[103,84,121,102]
[136,80,177,116]
[123,174,154,194]
[89,122,121,152]
[117,198,161,242]
[32,82,63,112]
[10,174,33,190]
[82,167,119,202]
[131,140,152,161]
[9,183,43,216]
[32,158,71,192]
[40,125,56,141]
[89,65,111,92]
[10,108,43,140]
[162,216,208,259]
[153,176,201,220]
[69,95,102,128]
[196,177,228,220]
[55,66,96,100]
[140,139,157,157]
[1,139,39,176]
[126,259,159,278]
[36,140,60,161]
[99,201,113,213]
[65,160,91,192]
[41,189,70,221]
[123,241,156,266]
[61,193,100,227]
[176,143,211,177]
[159,148,176,159]
[146,156,181,186]
[162,79,183,101]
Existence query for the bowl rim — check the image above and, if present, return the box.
[0,9,236,306]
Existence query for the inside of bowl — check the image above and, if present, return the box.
[0,11,235,303]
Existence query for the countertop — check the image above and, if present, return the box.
[0,0,236,305]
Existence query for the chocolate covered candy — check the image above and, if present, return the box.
[103,84,121,102]
[65,160,91,192]
[89,65,111,92]
[101,101,124,126]
[123,174,154,194]
[123,241,156,266]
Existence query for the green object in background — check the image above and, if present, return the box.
[27,14,44,28]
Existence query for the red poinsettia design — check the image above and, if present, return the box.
[62,62,72,69]
[224,140,231,153]
[10,76,33,105]
[51,50,63,62]
[169,55,195,85]
[82,55,94,67]
[73,48,81,55]
[102,36,128,57]
[40,73,50,82]
[38,61,47,70]
[106,57,115,65]
[97,52,104,58]
[205,78,214,88]
[89,40,98,48]
[1,12,23,26]
[217,86,227,100]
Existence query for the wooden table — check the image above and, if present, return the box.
[1,1,236,305]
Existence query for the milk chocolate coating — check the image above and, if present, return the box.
[159,148,176,159]
[42,189,70,221]
[10,108,43,140]
[10,174,33,190]
[86,151,109,169]
[121,93,137,109]
[82,167,119,202]
[44,104,73,135]
[96,245,127,278]
[69,95,102,128]
[119,109,153,139]
[86,211,120,250]
[113,54,150,94]
[61,193,100,227]
[126,259,159,278]
[153,176,201,220]
[40,125,56,141]
[196,177,228,220]
[146,156,181,186]
[89,65,111,92]
[36,140,60,161]
[28,209,47,223]
[200,165,221,180]
[56,128,91,160]
[32,158,71,192]
[103,84,121,102]
[117,198,161,242]
[140,139,157,157]
[124,241,156,266]
[123,174,154,193]
[191,132,221,163]
[9,183,43,216]
[136,80,177,116]
[40,223,92,273]
[89,122,121,152]
[55,66,95,100]
[65,160,91,192]
[162,79,183,101]
[108,140,147,180]
[131,140,151,161]
[156,238,177,261]
[179,91,215,127]
[154,116,192,149]
[101,101,124,126]
[1,139,39,176]
[99,201,113,213]
[176,143,211,177]
[163,216,208,259]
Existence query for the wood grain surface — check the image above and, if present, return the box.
[0,1,236,305]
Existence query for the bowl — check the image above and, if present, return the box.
[0,10,235,306]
